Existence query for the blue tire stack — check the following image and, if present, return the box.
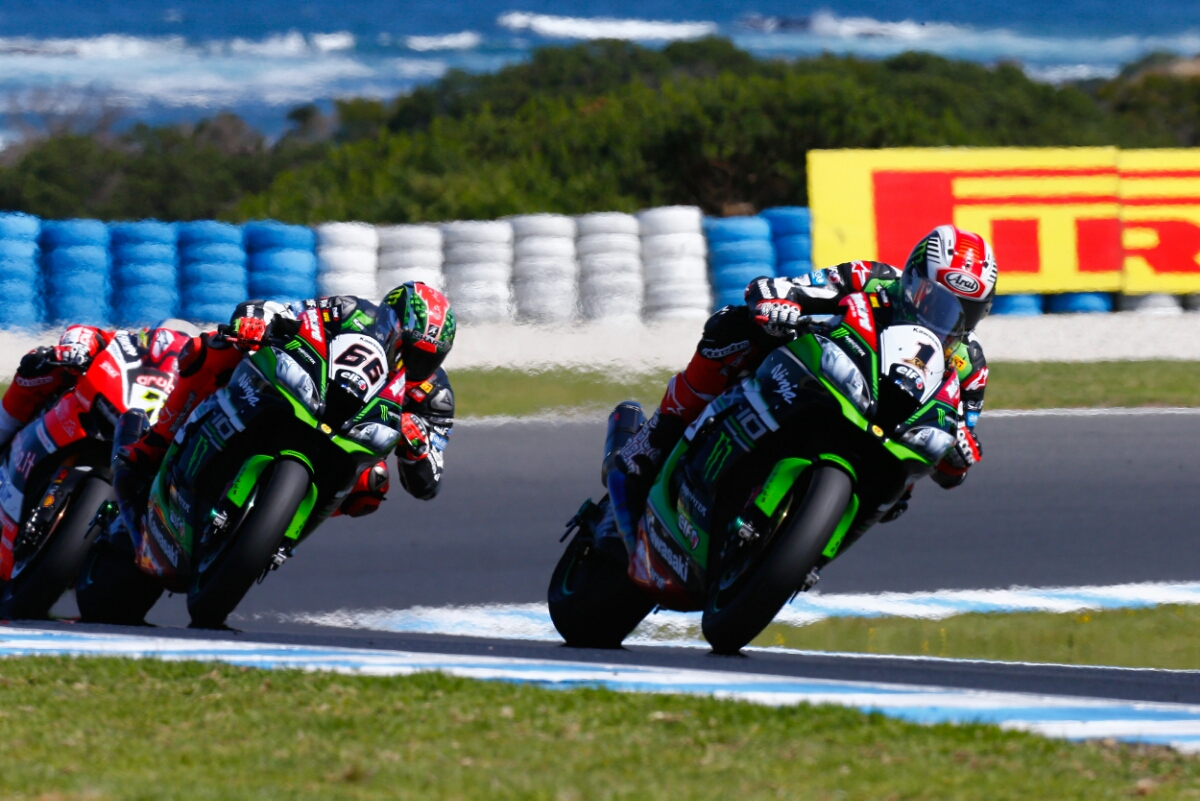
[704,216,775,309]
[0,213,42,329]
[1045,293,1113,313]
[243,222,317,304]
[109,221,178,327]
[178,222,248,323]
[40,219,110,327]
[760,207,812,277]
[991,295,1043,315]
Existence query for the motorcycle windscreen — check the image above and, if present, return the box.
[878,325,945,406]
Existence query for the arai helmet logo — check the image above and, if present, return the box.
[942,271,982,296]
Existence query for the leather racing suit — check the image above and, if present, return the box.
[0,325,113,448]
[114,295,454,536]
[626,261,988,500]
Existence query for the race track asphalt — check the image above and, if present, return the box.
[118,411,1200,629]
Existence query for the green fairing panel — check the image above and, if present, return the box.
[648,440,710,567]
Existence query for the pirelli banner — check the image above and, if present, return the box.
[808,147,1200,294]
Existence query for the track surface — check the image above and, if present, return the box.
[112,412,1200,628]
[12,620,1200,706]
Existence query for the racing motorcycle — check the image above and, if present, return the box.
[77,302,405,628]
[0,325,192,619]
[548,273,966,654]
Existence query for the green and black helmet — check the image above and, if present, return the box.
[377,282,456,382]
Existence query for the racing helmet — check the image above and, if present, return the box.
[904,225,998,331]
[377,282,456,382]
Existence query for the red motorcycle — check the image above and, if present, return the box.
[0,324,194,619]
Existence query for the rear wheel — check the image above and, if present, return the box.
[187,458,311,629]
[548,504,654,649]
[702,466,853,655]
[1,477,113,620]
[76,533,164,625]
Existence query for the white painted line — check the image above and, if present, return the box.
[4,626,1199,752]
[987,407,1200,418]
[275,581,1200,649]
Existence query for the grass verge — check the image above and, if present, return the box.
[1,656,1197,799]
[451,361,1200,418]
[752,604,1200,670]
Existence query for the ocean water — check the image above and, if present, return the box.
[0,1,1196,138]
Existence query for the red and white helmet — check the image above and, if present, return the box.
[904,225,998,331]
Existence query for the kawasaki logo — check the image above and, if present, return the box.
[648,524,688,582]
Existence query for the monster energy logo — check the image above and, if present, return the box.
[937,407,946,428]
[703,432,734,482]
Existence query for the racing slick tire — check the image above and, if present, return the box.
[187,458,311,629]
[76,531,165,626]
[702,465,852,655]
[548,513,654,649]
[1,476,113,620]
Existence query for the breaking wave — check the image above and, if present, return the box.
[496,12,718,41]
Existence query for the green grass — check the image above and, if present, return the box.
[1,656,1198,800]
[450,361,1200,418]
[751,604,1200,670]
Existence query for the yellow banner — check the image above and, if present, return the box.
[809,148,1142,294]
[1120,150,1200,295]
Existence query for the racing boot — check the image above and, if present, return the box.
[606,410,686,544]
[111,409,155,537]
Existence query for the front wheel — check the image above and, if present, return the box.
[548,505,654,649]
[702,465,853,655]
[187,458,311,629]
[1,476,113,620]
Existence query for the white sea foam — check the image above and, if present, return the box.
[497,12,717,41]
[406,31,483,52]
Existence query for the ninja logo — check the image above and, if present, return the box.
[770,364,797,404]
[703,432,734,482]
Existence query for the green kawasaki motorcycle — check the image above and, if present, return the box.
[77,303,406,627]
[549,274,967,654]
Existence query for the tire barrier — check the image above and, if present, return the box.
[0,213,42,329]
[760,206,813,278]
[316,222,378,300]
[178,221,247,324]
[441,220,513,324]
[377,224,443,296]
[109,221,177,327]
[576,212,642,321]
[510,214,577,324]
[1118,293,1183,314]
[4,209,1190,332]
[704,216,775,310]
[243,222,317,305]
[1045,292,1113,314]
[40,219,111,327]
[991,294,1042,316]
[639,206,711,323]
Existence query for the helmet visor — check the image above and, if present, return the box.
[899,271,967,348]
[402,343,445,383]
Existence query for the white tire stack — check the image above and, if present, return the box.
[377,224,444,296]
[316,222,379,300]
[639,206,711,322]
[576,212,642,321]
[441,220,514,324]
[510,214,578,324]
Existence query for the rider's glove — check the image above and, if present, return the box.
[396,413,430,462]
[932,424,981,489]
[53,342,93,371]
[232,317,268,352]
[17,346,58,379]
[753,298,803,338]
